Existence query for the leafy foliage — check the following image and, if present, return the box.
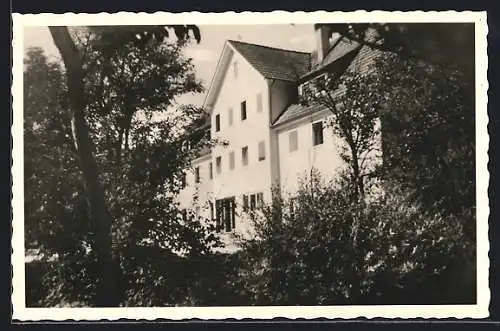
[300,59,382,199]
[373,53,476,240]
[235,170,474,305]
[317,23,474,79]
[301,49,475,240]
[24,28,220,306]
[25,23,476,307]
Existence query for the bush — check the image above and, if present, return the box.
[235,170,475,305]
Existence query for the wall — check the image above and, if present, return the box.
[177,154,213,220]
[268,79,298,196]
[276,110,347,197]
[209,48,272,237]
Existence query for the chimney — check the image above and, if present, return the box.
[315,24,331,63]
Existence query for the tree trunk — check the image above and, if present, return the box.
[49,26,119,307]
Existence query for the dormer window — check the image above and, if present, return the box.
[299,73,329,99]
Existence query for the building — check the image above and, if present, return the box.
[177,25,380,246]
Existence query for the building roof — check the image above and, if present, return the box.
[272,103,329,127]
[228,40,311,82]
[302,37,361,80]
[273,40,372,128]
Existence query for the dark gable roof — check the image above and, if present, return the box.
[228,40,311,82]
[272,103,328,127]
[302,37,361,80]
[273,40,375,128]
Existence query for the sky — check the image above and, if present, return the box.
[23,24,316,107]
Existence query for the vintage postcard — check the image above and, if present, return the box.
[11,11,489,320]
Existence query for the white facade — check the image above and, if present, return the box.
[177,28,380,248]
[275,110,347,197]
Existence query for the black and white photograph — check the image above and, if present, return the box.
[11,11,489,320]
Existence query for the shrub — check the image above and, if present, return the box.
[236,170,474,305]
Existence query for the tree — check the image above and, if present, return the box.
[25,25,218,306]
[300,64,382,200]
[23,48,76,249]
[317,23,475,80]
[295,36,475,303]
[235,170,472,305]
[46,25,201,307]
[301,44,475,240]
[374,52,475,241]
[24,48,102,306]
[48,26,121,307]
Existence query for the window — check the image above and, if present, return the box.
[241,101,247,121]
[242,194,249,211]
[209,162,213,179]
[256,93,263,112]
[256,192,264,208]
[228,108,233,126]
[242,146,249,166]
[181,173,187,188]
[215,114,221,132]
[216,156,222,174]
[289,130,298,152]
[229,151,235,170]
[215,197,236,232]
[195,167,200,183]
[312,121,324,146]
[258,141,266,161]
[233,61,238,78]
[209,201,214,220]
[250,194,256,211]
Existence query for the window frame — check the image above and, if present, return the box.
[229,151,235,170]
[195,166,200,183]
[242,194,249,212]
[250,194,256,211]
[242,146,249,166]
[256,192,264,208]
[215,114,221,132]
[241,101,247,121]
[181,172,187,188]
[228,107,233,126]
[312,121,324,146]
[216,156,222,174]
[289,130,298,152]
[258,140,266,161]
[256,92,263,113]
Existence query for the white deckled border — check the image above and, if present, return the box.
[11,10,489,321]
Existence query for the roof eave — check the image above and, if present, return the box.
[203,41,234,110]
[272,105,330,130]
